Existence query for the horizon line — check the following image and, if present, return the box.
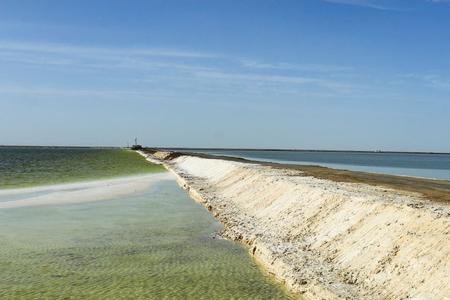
[1,144,449,155]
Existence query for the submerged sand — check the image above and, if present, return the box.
[0,173,294,299]
[0,173,172,209]
[141,150,450,300]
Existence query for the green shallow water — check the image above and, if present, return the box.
[0,147,164,189]
[0,180,294,299]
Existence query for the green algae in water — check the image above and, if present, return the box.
[0,180,295,299]
[0,147,164,189]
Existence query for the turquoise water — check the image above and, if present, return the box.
[188,150,450,180]
[0,146,164,189]
[0,181,293,299]
[0,147,294,299]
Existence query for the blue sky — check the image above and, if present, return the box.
[0,0,449,151]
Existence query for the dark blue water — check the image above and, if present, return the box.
[188,150,450,180]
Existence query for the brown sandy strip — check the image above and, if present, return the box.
[142,148,450,203]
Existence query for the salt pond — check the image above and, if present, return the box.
[0,176,294,299]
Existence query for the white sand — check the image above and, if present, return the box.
[151,152,450,300]
[0,173,172,209]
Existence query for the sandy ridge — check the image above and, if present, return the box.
[140,150,450,300]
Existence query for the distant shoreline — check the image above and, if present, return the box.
[164,147,450,155]
[2,145,448,155]
[0,145,120,149]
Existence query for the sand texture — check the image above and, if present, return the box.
[141,150,450,300]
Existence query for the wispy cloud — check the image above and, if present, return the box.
[0,41,217,59]
[0,40,220,74]
[191,70,362,94]
[399,73,450,90]
[0,40,359,91]
[240,59,353,72]
[321,0,449,10]
[321,0,396,10]
[0,84,148,97]
[2,39,446,117]
[0,40,377,101]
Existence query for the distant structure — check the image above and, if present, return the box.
[131,137,143,150]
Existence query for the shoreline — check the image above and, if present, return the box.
[146,149,450,203]
[152,147,450,155]
[2,145,449,155]
[0,173,167,195]
[140,149,450,300]
[0,173,171,208]
[186,155,450,181]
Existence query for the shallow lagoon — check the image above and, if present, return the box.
[0,147,164,189]
[0,179,294,299]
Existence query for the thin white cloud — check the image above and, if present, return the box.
[322,0,450,10]
[0,50,74,66]
[191,70,361,93]
[0,41,217,59]
[0,40,364,98]
[0,41,220,74]
[321,0,395,10]
[240,59,353,72]
[0,84,184,103]
[193,70,319,84]
[0,85,144,97]
[399,73,450,90]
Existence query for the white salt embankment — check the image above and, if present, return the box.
[141,150,450,300]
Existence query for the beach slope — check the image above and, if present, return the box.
[141,150,450,300]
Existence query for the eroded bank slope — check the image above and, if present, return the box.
[141,150,450,300]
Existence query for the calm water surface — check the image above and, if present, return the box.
[190,150,450,180]
[0,146,163,189]
[0,147,294,299]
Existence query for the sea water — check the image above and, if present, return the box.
[0,147,293,299]
[190,149,450,180]
[0,146,164,189]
